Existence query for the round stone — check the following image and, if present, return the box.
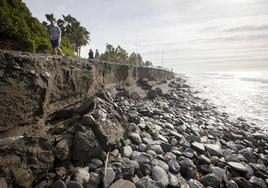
[51,180,67,188]
[152,166,169,186]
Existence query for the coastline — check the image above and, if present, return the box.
[0,51,268,187]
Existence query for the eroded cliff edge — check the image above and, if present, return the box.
[0,50,174,136]
[0,50,174,187]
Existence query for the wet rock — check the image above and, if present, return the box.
[200,173,220,188]
[160,142,172,152]
[168,159,180,174]
[227,162,248,174]
[152,166,169,186]
[137,177,164,188]
[103,167,115,187]
[188,179,204,188]
[123,146,133,157]
[66,181,83,188]
[74,167,90,185]
[110,179,136,188]
[130,133,142,144]
[191,142,205,153]
[249,176,267,188]
[152,159,169,171]
[51,180,67,188]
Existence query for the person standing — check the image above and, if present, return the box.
[49,19,64,55]
[95,49,99,60]
[88,49,94,59]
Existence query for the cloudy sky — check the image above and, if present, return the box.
[23,0,268,72]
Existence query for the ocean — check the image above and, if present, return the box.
[183,72,268,132]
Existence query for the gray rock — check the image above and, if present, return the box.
[199,154,211,164]
[132,153,151,164]
[239,148,256,163]
[130,133,142,144]
[66,181,83,188]
[122,159,135,180]
[152,166,169,186]
[88,159,103,171]
[147,150,157,158]
[152,144,164,154]
[211,166,227,180]
[180,158,196,179]
[123,146,133,157]
[140,163,151,176]
[170,138,178,146]
[200,173,220,187]
[188,179,204,188]
[138,143,147,152]
[110,179,136,188]
[160,142,172,152]
[152,159,169,171]
[152,132,160,140]
[191,142,205,153]
[205,143,222,156]
[159,134,168,142]
[249,176,267,188]
[227,162,248,173]
[226,180,239,188]
[51,180,67,188]
[168,159,180,174]
[169,172,180,188]
[103,167,115,187]
[137,177,165,188]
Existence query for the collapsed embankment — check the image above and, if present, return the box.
[0,50,174,187]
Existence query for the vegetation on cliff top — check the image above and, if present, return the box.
[100,43,153,66]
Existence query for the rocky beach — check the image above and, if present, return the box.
[0,50,268,188]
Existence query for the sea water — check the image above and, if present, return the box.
[184,72,268,131]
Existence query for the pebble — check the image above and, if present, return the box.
[152,166,169,186]
[51,180,67,188]
[227,162,248,173]
[130,133,142,144]
[123,146,133,157]
[110,179,136,188]
[168,159,180,174]
[103,167,115,187]
[191,142,205,153]
[138,143,147,152]
[188,179,204,188]
[152,159,169,171]
[200,173,220,187]
[151,144,164,154]
[160,142,172,152]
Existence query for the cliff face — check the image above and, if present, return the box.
[0,50,174,187]
[0,50,174,136]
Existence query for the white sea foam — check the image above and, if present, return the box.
[184,71,268,131]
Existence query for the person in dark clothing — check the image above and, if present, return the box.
[88,49,94,59]
[95,49,99,60]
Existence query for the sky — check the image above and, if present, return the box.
[23,0,268,72]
